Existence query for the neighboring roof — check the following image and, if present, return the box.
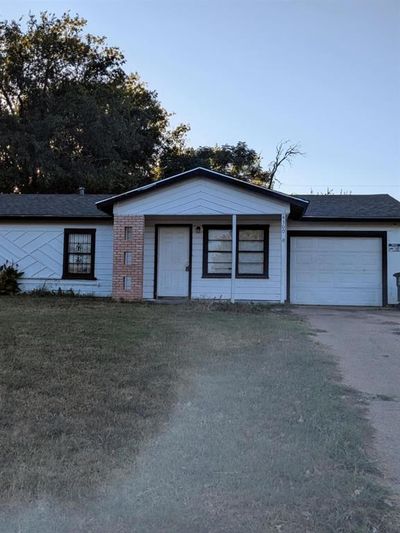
[0,194,111,219]
[297,194,400,220]
[96,167,309,217]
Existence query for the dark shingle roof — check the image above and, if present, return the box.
[297,194,400,220]
[0,190,399,221]
[0,194,111,219]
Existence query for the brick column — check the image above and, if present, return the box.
[112,215,145,301]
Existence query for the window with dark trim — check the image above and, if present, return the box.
[203,226,232,277]
[63,229,96,280]
[236,225,269,278]
[203,225,269,279]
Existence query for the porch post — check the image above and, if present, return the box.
[280,213,287,303]
[112,215,145,301]
[231,214,237,303]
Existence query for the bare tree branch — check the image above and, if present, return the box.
[267,140,305,184]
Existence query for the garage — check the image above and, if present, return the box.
[289,232,386,306]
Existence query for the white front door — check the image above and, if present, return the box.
[157,226,190,297]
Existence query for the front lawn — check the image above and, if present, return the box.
[0,297,398,532]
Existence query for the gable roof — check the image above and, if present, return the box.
[0,176,399,222]
[95,167,309,217]
[298,194,400,220]
[0,194,111,219]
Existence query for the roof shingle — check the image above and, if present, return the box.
[297,194,400,219]
[0,191,399,220]
[0,194,111,219]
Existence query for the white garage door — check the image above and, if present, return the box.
[290,236,383,306]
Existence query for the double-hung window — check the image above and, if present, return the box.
[63,229,96,279]
[236,226,268,277]
[203,226,232,277]
[203,225,268,278]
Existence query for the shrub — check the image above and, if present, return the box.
[29,286,77,297]
[0,261,24,295]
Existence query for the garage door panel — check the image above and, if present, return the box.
[293,287,382,306]
[290,236,382,306]
[292,237,380,253]
[294,271,380,288]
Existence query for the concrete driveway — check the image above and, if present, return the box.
[294,306,400,493]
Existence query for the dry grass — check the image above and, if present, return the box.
[0,296,398,532]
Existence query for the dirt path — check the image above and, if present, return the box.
[294,306,400,493]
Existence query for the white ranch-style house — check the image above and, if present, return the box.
[1,168,400,306]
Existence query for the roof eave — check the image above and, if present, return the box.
[299,216,400,222]
[0,215,112,221]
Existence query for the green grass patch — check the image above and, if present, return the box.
[0,296,398,532]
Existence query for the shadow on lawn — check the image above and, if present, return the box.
[0,297,399,532]
[0,298,183,504]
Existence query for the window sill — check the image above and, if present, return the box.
[202,273,231,279]
[236,274,269,279]
[202,274,269,280]
[62,275,97,281]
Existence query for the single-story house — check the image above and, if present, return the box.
[1,167,399,306]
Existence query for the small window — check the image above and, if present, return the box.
[63,229,96,280]
[124,251,132,266]
[124,226,133,240]
[237,226,268,277]
[203,226,232,277]
[123,276,132,290]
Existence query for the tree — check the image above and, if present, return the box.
[0,12,173,193]
[310,188,352,195]
[267,140,304,186]
[155,137,303,189]
[0,11,303,193]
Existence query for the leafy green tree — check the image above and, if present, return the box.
[156,136,303,189]
[0,12,172,193]
[0,12,302,193]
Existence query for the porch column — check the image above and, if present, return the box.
[231,214,237,303]
[112,215,145,301]
[280,213,287,303]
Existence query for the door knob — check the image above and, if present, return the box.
[185,265,190,272]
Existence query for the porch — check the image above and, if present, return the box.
[113,214,288,303]
[101,168,305,303]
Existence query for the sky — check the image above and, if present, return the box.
[1,0,399,198]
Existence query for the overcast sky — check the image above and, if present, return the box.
[2,0,399,198]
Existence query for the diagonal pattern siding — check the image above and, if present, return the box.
[0,222,113,296]
[115,178,290,216]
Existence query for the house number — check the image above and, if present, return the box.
[281,215,287,238]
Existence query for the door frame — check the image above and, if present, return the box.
[287,231,388,306]
[154,224,193,299]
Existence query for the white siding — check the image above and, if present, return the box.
[144,216,282,302]
[288,220,400,305]
[0,221,113,296]
[115,177,290,216]
[116,176,291,302]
